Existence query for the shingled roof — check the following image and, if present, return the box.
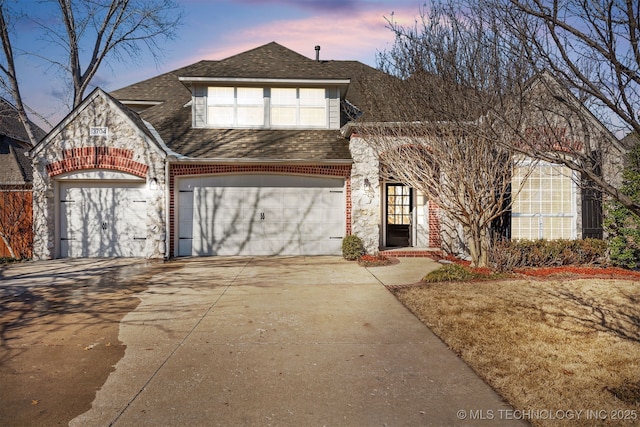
[110,42,398,161]
[0,138,32,186]
[0,98,47,144]
[0,99,46,185]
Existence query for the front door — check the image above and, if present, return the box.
[386,184,412,247]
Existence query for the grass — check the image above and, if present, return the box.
[393,275,640,426]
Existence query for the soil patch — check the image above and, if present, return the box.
[0,261,164,426]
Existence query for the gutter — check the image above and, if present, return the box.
[166,156,353,165]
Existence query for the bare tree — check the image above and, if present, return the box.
[503,0,639,136]
[0,5,39,146]
[0,0,183,144]
[358,2,534,267]
[488,0,640,216]
[53,0,183,108]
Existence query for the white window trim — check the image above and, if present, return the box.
[204,86,328,130]
[511,160,578,240]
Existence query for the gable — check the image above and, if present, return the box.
[31,89,168,179]
[521,72,620,152]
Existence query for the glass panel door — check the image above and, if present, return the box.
[386,184,412,247]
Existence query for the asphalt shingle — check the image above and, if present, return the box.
[110,42,399,160]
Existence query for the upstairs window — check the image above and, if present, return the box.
[205,86,327,128]
[271,88,326,127]
[271,88,297,126]
[207,87,264,127]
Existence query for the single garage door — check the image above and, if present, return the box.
[177,174,346,256]
[59,181,147,257]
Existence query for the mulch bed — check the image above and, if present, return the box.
[514,265,640,279]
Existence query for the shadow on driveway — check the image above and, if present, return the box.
[0,259,173,426]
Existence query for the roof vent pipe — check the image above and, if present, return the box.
[315,45,320,61]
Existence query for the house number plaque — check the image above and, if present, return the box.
[90,126,109,137]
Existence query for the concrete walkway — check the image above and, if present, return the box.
[59,256,523,426]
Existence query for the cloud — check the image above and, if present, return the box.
[183,5,418,66]
[238,0,362,13]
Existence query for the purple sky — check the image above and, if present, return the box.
[12,0,425,130]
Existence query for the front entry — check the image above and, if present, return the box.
[385,183,412,247]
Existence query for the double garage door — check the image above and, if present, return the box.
[177,174,346,256]
[59,181,147,257]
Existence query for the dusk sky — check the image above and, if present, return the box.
[12,0,426,130]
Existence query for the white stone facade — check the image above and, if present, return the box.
[349,136,381,254]
[30,91,167,259]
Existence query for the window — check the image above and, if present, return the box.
[299,88,326,126]
[387,185,412,225]
[207,87,264,126]
[271,88,297,126]
[205,86,327,128]
[271,88,326,127]
[511,162,576,239]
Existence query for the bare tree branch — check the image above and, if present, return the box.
[0,4,38,145]
[366,1,536,266]
[53,0,183,107]
[505,0,639,135]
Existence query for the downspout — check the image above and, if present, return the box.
[164,156,172,260]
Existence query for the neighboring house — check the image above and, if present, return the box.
[0,99,46,258]
[28,42,618,259]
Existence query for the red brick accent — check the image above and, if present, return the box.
[46,147,148,177]
[428,201,442,248]
[379,250,444,258]
[168,163,352,257]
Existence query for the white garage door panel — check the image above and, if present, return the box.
[179,175,345,256]
[60,183,147,258]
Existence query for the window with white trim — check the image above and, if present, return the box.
[207,87,264,126]
[271,87,326,127]
[206,86,327,128]
[511,162,576,240]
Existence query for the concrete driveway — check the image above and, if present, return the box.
[3,257,522,426]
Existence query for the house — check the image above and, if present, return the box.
[0,99,46,258]
[28,42,617,259]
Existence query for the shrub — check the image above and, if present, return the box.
[423,263,477,282]
[604,142,640,269]
[342,235,365,260]
[489,238,607,272]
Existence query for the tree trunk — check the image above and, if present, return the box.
[466,224,490,268]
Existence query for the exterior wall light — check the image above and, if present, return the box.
[148,177,158,191]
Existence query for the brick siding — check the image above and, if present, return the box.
[45,147,148,177]
[428,201,442,248]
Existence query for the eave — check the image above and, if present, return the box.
[178,77,351,97]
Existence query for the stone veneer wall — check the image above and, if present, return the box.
[349,136,382,254]
[31,94,166,259]
[350,135,443,255]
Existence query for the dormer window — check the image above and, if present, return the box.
[207,87,264,126]
[183,77,349,130]
[271,88,326,127]
[204,86,328,129]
